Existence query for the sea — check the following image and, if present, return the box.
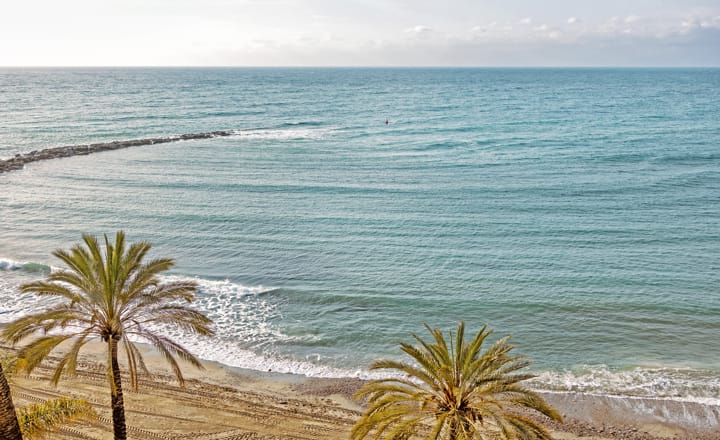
[1,68,718,409]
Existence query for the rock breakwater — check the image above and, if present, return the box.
[0,130,234,174]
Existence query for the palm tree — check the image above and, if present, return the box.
[17,397,95,440]
[0,354,95,440]
[2,231,215,440]
[0,363,22,440]
[352,322,562,440]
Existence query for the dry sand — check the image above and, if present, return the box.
[3,343,718,440]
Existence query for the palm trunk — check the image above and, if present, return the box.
[108,338,127,440]
[0,363,22,440]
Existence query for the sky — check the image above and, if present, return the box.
[1,0,719,67]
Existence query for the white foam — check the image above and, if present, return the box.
[2,270,719,398]
[529,365,720,405]
[231,127,334,141]
[0,257,58,275]
[155,275,376,379]
[0,273,314,376]
[0,258,25,271]
[0,277,64,322]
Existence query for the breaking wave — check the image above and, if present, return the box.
[530,365,720,405]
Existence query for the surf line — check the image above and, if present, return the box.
[0,130,235,174]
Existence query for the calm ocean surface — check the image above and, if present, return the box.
[1,68,718,404]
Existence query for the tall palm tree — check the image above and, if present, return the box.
[2,231,215,440]
[0,363,22,440]
[352,322,562,440]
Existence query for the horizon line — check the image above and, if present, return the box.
[2,65,719,69]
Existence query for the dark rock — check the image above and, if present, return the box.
[0,130,237,174]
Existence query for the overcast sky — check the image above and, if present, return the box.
[1,0,719,66]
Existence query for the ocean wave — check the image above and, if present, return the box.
[230,127,334,141]
[0,258,25,271]
[0,269,370,379]
[279,121,324,127]
[158,276,372,378]
[0,273,63,321]
[529,365,720,405]
[2,269,719,402]
[0,258,51,273]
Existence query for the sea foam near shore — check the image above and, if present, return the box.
[1,260,718,413]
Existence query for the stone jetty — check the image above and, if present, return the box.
[0,130,234,174]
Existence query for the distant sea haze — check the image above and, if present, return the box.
[1,68,718,408]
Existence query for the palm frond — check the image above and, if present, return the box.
[55,330,93,384]
[17,397,96,440]
[129,304,214,336]
[121,337,152,390]
[123,257,174,296]
[1,231,214,440]
[368,359,439,392]
[352,321,561,440]
[17,335,75,373]
[136,332,204,388]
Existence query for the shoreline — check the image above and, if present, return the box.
[2,340,718,440]
[1,269,718,437]
[3,263,718,410]
[208,367,720,438]
[214,362,720,433]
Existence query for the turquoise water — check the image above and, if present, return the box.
[1,68,719,404]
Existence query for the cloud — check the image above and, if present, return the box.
[5,2,720,67]
[402,12,720,49]
[405,25,432,35]
[681,15,720,31]
[595,15,644,36]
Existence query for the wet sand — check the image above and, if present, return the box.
[3,343,718,440]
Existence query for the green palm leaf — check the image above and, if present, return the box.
[17,397,96,440]
[1,231,215,440]
[352,322,561,440]
[1,353,97,440]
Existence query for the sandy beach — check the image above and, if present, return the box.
[3,342,718,440]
